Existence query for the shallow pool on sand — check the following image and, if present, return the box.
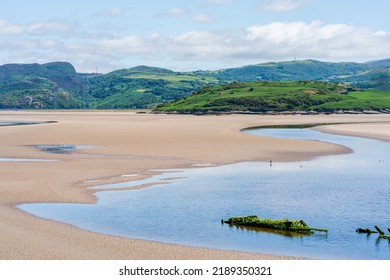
[19,128,390,259]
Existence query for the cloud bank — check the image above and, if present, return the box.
[1,19,389,72]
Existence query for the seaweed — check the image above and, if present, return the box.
[223,215,327,234]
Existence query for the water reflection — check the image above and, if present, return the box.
[225,224,328,239]
[33,144,99,154]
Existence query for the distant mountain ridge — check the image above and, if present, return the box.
[214,60,366,83]
[365,58,390,68]
[0,59,389,109]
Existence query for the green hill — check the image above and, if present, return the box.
[213,59,369,82]
[0,62,84,109]
[1,59,389,109]
[86,65,219,109]
[366,58,390,68]
[210,59,390,92]
[154,81,390,114]
[85,59,390,109]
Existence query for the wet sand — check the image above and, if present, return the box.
[1,111,389,259]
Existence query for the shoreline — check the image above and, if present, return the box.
[1,111,390,259]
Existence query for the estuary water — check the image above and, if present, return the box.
[18,127,390,259]
[0,120,54,126]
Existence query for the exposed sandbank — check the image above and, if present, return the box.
[1,111,389,259]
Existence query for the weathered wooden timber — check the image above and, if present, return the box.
[375,225,385,235]
[356,226,390,240]
[356,228,377,234]
[379,235,390,240]
[223,215,327,234]
[374,226,390,240]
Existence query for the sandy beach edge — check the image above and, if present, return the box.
[1,111,390,260]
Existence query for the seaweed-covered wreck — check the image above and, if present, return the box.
[223,215,328,234]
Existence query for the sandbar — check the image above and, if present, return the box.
[1,111,389,259]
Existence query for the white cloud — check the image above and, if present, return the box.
[168,30,246,59]
[167,7,186,17]
[0,19,75,37]
[26,21,75,35]
[2,17,390,72]
[262,0,307,12]
[99,35,155,55]
[98,7,123,17]
[205,0,232,4]
[166,21,390,63]
[191,14,213,23]
[0,20,24,35]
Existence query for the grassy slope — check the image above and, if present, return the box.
[154,81,390,113]
[87,66,219,109]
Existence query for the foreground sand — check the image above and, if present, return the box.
[1,111,390,260]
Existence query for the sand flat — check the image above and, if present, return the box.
[1,111,389,259]
[315,122,390,141]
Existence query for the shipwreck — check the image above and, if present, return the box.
[222,215,328,234]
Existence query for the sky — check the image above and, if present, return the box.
[1,0,390,73]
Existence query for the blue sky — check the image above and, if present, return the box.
[1,0,389,72]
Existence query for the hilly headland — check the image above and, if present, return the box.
[154,81,390,114]
[1,59,390,111]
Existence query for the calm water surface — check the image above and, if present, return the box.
[19,128,390,259]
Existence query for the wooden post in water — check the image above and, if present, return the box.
[356,228,376,234]
[375,225,385,235]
